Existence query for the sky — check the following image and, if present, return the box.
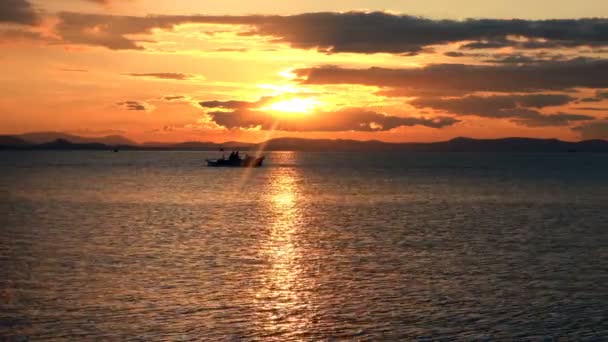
[1,0,608,143]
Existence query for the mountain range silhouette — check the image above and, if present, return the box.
[1,132,608,152]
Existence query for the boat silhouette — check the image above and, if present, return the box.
[206,151,265,167]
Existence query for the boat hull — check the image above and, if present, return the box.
[206,156,265,167]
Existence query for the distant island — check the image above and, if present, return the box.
[1,132,608,152]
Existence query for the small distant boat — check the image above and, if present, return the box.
[206,151,265,167]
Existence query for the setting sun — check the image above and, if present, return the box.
[262,98,321,114]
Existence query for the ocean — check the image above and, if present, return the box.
[1,151,607,340]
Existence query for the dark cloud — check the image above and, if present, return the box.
[574,107,608,111]
[126,73,195,80]
[0,0,38,25]
[51,12,608,53]
[200,97,458,132]
[208,108,459,132]
[200,97,273,110]
[0,28,48,43]
[235,13,608,54]
[163,95,186,101]
[460,40,512,50]
[580,97,603,103]
[578,89,608,103]
[580,97,603,102]
[55,12,175,50]
[53,12,263,50]
[375,88,470,98]
[572,121,608,140]
[512,112,595,127]
[443,51,573,65]
[297,59,608,95]
[117,101,148,111]
[460,38,608,51]
[514,94,576,108]
[444,51,469,57]
[412,94,575,114]
[410,95,593,127]
[482,53,572,65]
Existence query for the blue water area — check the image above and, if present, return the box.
[1,151,607,339]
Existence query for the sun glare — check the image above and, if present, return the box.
[263,98,320,114]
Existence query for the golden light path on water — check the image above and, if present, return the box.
[253,159,314,338]
[229,113,316,337]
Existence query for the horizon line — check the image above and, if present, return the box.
[3,131,607,145]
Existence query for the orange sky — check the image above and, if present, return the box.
[1,0,607,142]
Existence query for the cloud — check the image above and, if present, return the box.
[163,95,186,101]
[580,98,602,103]
[200,97,273,110]
[511,111,595,127]
[200,97,458,132]
[572,121,608,140]
[0,28,48,43]
[596,91,608,99]
[125,73,197,80]
[516,94,576,108]
[52,12,264,50]
[482,54,572,65]
[208,108,459,132]
[444,51,574,65]
[444,51,468,58]
[60,68,88,72]
[579,90,608,102]
[574,107,608,111]
[0,0,38,25]
[117,101,151,111]
[459,38,607,51]
[54,12,181,50]
[410,95,593,127]
[297,59,608,96]
[412,94,575,112]
[50,12,608,53]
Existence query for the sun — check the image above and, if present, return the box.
[262,98,320,114]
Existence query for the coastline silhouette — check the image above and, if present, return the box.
[2,133,608,152]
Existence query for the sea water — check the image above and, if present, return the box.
[1,151,607,339]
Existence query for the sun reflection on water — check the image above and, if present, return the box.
[254,158,313,338]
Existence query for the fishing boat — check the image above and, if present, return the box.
[206,151,265,167]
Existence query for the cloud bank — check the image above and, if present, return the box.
[44,12,608,53]
[297,59,608,95]
[0,0,39,25]
[117,101,151,111]
[200,97,459,132]
[410,94,594,127]
[573,121,608,140]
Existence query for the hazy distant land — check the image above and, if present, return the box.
[1,132,608,152]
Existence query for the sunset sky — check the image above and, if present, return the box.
[1,0,608,143]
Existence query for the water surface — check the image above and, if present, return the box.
[1,151,607,339]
